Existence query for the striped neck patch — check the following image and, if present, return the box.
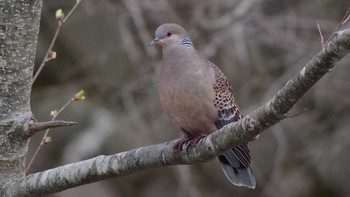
[180,37,193,48]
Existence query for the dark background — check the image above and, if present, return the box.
[29,0,350,196]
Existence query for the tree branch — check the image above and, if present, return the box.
[28,120,77,136]
[2,28,350,197]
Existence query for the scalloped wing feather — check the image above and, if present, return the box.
[207,60,251,168]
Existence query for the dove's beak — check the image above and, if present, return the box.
[148,37,160,47]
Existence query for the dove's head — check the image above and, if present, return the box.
[149,23,189,48]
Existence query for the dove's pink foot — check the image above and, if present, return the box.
[174,133,207,153]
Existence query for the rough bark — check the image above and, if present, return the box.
[1,26,350,196]
[0,0,42,192]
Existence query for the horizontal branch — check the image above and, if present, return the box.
[2,28,350,196]
[28,120,77,136]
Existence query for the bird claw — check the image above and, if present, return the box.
[173,134,207,153]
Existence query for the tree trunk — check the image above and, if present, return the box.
[0,0,42,190]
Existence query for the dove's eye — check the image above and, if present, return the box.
[166,32,172,37]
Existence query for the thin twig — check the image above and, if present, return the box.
[317,21,324,47]
[323,7,350,46]
[26,98,75,174]
[32,25,61,83]
[32,0,83,84]
[62,0,83,24]
[285,108,308,119]
[29,120,77,136]
[26,89,85,173]
[340,8,350,27]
